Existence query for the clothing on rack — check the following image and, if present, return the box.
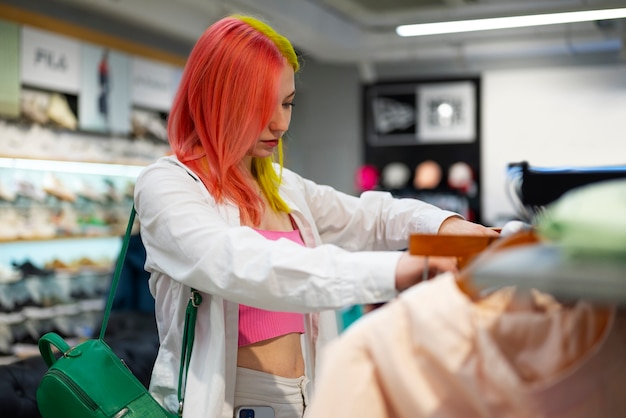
[307,273,626,418]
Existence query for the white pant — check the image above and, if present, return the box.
[233,367,309,418]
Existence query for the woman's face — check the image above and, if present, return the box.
[246,61,295,160]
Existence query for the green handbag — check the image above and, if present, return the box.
[36,206,200,418]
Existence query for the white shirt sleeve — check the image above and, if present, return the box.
[134,158,456,312]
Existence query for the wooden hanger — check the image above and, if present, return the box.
[409,229,539,299]
[409,232,499,269]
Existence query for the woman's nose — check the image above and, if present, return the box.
[269,109,290,134]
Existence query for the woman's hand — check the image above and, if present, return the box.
[438,216,499,237]
[395,252,457,292]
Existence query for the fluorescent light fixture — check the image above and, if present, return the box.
[396,8,626,37]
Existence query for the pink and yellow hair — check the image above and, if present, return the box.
[168,15,299,226]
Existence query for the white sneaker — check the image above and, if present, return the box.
[0,181,16,202]
[20,89,50,125]
[47,93,77,130]
[43,173,76,202]
[0,263,21,284]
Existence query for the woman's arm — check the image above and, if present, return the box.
[135,159,401,312]
[281,168,461,252]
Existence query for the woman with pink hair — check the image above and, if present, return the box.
[134,14,496,418]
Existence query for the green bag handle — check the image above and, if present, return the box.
[38,332,73,367]
[99,205,200,416]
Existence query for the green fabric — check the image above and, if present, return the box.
[36,336,176,418]
[337,305,363,332]
[536,178,626,257]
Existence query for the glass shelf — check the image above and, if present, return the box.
[0,157,145,177]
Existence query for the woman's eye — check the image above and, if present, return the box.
[283,102,295,109]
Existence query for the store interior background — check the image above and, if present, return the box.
[2,3,626,414]
[0,0,625,382]
[3,0,626,227]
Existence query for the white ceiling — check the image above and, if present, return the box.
[51,0,626,65]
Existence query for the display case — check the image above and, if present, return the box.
[0,156,144,360]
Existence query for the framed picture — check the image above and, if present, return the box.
[417,81,476,144]
[364,83,419,147]
[364,78,478,146]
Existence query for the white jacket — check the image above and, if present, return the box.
[134,156,457,418]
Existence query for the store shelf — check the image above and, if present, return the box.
[0,155,137,358]
[0,157,145,177]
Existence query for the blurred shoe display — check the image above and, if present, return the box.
[131,108,167,141]
[0,312,24,355]
[124,181,135,200]
[23,207,56,240]
[0,208,21,241]
[0,102,161,358]
[20,89,50,125]
[76,180,105,203]
[53,205,80,236]
[103,178,122,203]
[47,93,78,130]
[16,179,46,202]
[0,180,17,202]
[42,173,76,202]
[22,306,56,343]
[45,258,71,271]
[12,260,53,279]
[0,264,21,284]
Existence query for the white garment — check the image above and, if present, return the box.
[134,156,457,418]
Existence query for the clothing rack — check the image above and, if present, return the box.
[409,230,535,298]
[410,231,626,307]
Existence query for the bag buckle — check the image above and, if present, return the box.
[178,401,184,416]
[190,290,202,307]
[63,346,81,358]
[113,407,129,418]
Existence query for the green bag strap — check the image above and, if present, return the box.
[177,288,202,416]
[98,206,136,340]
[99,205,201,416]
[38,332,72,367]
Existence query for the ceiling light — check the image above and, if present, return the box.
[396,8,626,37]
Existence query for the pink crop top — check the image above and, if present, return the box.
[238,218,306,347]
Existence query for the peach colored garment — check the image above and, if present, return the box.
[307,273,626,418]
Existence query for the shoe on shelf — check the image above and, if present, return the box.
[145,115,168,142]
[53,205,80,236]
[43,173,76,202]
[12,260,54,279]
[103,178,122,203]
[27,206,56,240]
[20,89,50,125]
[0,181,17,202]
[16,179,46,203]
[0,263,21,284]
[47,93,77,130]
[124,181,135,200]
[76,181,105,203]
[45,258,69,270]
[0,208,22,241]
[45,259,80,276]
